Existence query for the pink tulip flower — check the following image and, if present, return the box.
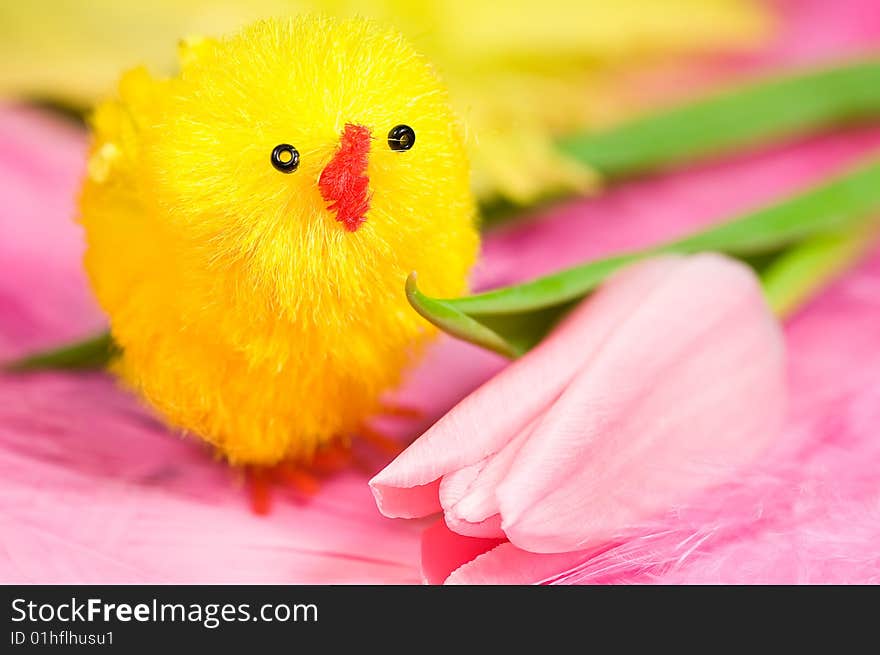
[372,253,787,580]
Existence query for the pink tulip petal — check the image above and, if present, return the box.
[371,257,682,518]
[499,254,786,553]
[369,478,444,520]
[420,519,505,585]
[443,513,505,539]
[440,416,536,533]
[438,459,507,536]
[444,542,592,585]
[438,459,487,508]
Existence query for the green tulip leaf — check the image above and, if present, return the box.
[760,229,873,318]
[409,160,880,357]
[4,332,117,372]
[559,58,880,179]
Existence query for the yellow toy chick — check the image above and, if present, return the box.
[80,16,479,466]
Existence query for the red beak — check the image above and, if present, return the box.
[318,123,372,232]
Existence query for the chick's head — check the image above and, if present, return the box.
[144,16,478,326]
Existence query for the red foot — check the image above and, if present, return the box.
[246,461,321,515]
[358,425,405,457]
[275,462,321,496]
[379,402,425,421]
[245,407,423,514]
[247,467,274,516]
[309,442,349,473]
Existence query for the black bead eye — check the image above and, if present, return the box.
[271,144,299,173]
[388,124,415,151]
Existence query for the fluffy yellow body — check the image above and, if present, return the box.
[80,17,479,465]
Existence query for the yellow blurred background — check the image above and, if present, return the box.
[0,0,772,202]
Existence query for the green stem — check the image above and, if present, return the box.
[3,332,117,372]
[760,229,874,319]
[408,159,880,357]
[558,58,880,179]
[459,160,880,315]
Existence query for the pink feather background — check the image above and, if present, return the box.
[2,0,880,583]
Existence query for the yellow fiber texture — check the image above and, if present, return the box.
[80,16,479,464]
